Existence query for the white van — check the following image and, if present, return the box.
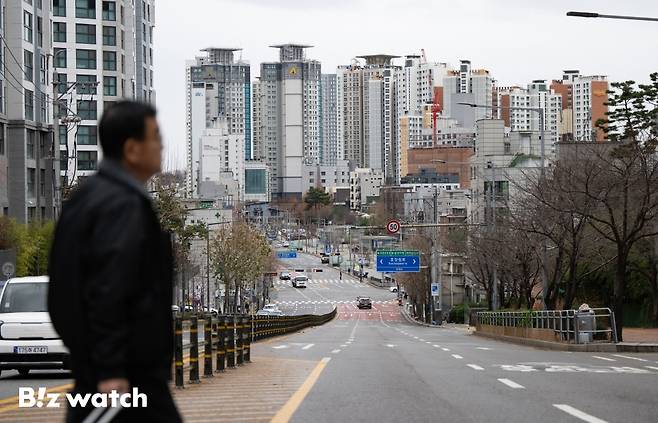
[0,276,69,376]
[292,275,308,288]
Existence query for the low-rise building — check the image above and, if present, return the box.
[349,168,384,211]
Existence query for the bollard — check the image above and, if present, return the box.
[226,315,236,368]
[174,316,184,389]
[243,315,251,362]
[204,314,213,377]
[189,315,200,383]
[236,314,244,366]
[216,315,226,372]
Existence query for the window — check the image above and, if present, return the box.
[37,17,43,47]
[56,73,67,94]
[102,1,116,20]
[77,100,96,120]
[59,125,67,145]
[27,169,36,197]
[26,130,35,159]
[102,51,116,71]
[103,76,116,96]
[53,0,66,16]
[24,89,34,120]
[120,30,124,49]
[76,74,97,94]
[60,155,68,171]
[77,151,97,170]
[76,24,95,44]
[23,11,32,43]
[76,0,96,18]
[24,50,33,82]
[0,124,4,155]
[76,49,96,69]
[53,22,66,42]
[54,48,67,68]
[102,26,116,46]
[40,92,47,121]
[40,169,45,196]
[77,126,97,145]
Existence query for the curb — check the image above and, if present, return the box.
[473,331,619,352]
[400,304,444,328]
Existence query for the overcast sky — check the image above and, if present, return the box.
[154,0,658,170]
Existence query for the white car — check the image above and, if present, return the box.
[257,304,283,316]
[292,275,308,288]
[0,276,69,376]
[389,286,399,293]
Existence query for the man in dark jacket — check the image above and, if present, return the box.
[49,101,182,422]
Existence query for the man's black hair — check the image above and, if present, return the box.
[99,101,157,160]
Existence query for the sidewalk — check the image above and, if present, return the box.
[0,354,317,422]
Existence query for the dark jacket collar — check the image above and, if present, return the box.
[97,159,151,200]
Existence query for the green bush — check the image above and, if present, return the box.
[448,304,466,324]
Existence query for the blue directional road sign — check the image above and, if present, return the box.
[376,250,420,273]
[276,250,297,259]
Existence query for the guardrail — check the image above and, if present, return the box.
[172,307,336,388]
[476,308,618,344]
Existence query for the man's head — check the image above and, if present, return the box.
[99,101,161,182]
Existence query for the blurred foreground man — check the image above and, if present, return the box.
[49,101,182,422]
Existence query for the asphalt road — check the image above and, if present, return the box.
[259,254,658,423]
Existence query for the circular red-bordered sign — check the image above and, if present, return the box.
[386,220,401,234]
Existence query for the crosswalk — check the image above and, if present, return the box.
[274,299,397,306]
[274,279,363,286]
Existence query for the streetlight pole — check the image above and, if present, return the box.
[566,11,658,22]
[458,102,549,310]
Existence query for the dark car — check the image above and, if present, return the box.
[357,297,372,309]
[321,256,330,264]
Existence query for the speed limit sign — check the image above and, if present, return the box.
[386,220,401,234]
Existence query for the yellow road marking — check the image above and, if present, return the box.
[0,382,73,413]
[270,357,330,423]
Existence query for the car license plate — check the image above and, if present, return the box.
[14,346,48,354]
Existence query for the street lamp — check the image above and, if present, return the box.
[458,102,549,310]
[566,11,658,22]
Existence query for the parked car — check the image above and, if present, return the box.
[389,286,398,293]
[202,307,219,316]
[357,297,372,309]
[171,305,180,312]
[0,276,69,376]
[321,256,330,264]
[279,272,291,281]
[292,275,308,288]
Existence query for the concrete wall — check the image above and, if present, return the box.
[477,324,561,343]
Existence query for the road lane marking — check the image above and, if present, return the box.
[385,344,396,348]
[272,345,288,349]
[0,382,74,413]
[340,344,347,347]
[592,356,616,362]
[425,341,431,344]
[441,348,450,352]
[612,354,648,362]
[331,349,341,354]
[497,378,525,389]
[553,404,608,423]
[645,366,658,371]
[302,344,315,350]
[476,347,491,350]
[271,357,331,423]
[433,345,440,348]
[419,338,425,342]
[467,364,484,371]
[452,354,463,360]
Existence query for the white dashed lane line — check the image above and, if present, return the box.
[467,364,484,371]
[592,355,616,362]
[497,378,525,389]
[645,366,658,371]
[331,349,341,354]
[612,354,648,362]
[302,344,315,350]
[553,404,608,423]
[441,348,450,352]
[451,354,463,360]
[432,345,440,348]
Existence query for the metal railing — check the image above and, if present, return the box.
[172,307,337,388]
[476,308,618,344]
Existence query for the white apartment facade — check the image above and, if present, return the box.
[349,167,384,211]
[54,0,154,188]
[185,47,251,196]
